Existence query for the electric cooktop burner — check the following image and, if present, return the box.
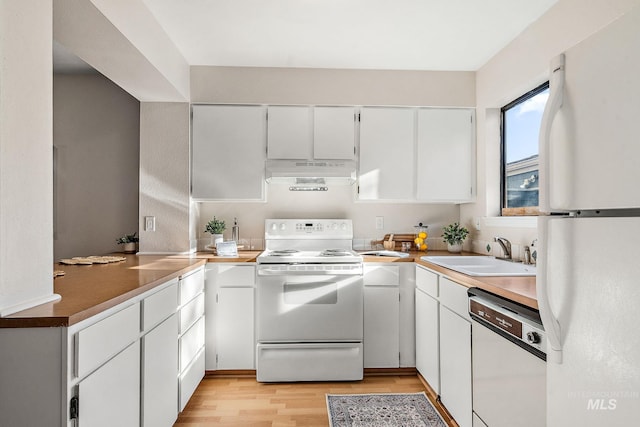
[270,249,301,256]
[320,249,356,257]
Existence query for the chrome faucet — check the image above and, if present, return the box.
[494,237,512,260]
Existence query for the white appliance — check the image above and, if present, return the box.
[255,219,364,382]
[538,7,640,426]
[469,288,546,427]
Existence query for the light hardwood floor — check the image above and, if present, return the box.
[174,373,457,426]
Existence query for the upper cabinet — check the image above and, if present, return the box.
[417,108,475,203]
[358,107,475,203]
[313,107,356,159]
[358,107,416,200]
[267,106,356,160]
[267,106,313,159]
[191,105,266,201]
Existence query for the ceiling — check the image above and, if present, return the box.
[54,0,558,74]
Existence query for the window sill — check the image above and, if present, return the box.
[484,216,538,229]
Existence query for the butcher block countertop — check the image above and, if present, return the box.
[360,250,538,310]
[1,250,536,329]
[0,254,206,328]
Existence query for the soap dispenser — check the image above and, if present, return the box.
[231,218,239,243]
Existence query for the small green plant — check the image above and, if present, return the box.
[442,222,469,245]
[116,232,139,244]
[205,217,226,234]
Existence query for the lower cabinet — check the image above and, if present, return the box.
[77,340,140,427]
[439,304,472,427]
[142,314,179,427]
[205,263,256,371]
[415,265,472,427]
[415,287,439,393]
[364,286,399,368]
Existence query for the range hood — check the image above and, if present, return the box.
[265,159,357,190]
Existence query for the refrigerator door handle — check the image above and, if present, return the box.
[539,54,565,214]
[537,217,563,363]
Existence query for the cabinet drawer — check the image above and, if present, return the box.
[180,317,205,372]
[440,277,470,320]
[416,265,438,297]
[142,281,178,332]
[180,268,204,306]
[364,265,399,286]
[75,303,140,378]
[179,348,205,412]
[180,292,204,334]
[215,264,255,287]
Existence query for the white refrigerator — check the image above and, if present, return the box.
[537,5,640,426]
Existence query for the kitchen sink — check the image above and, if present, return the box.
[421,256,537,277]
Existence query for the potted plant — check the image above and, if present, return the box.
[116,232,139,253]
[205,217,226,245]
[442,222,469,253]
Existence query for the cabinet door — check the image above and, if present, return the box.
[417,108,475,202]
[192,105,266,200]
[77,341,140,427]
[267,106,313,159]
[216,287,255,369]
[440,305,472,427]
[142,314,178,427]
[358,107,415,200]
[314,106,355,159]
[364,286,399,368]
[415,288,439,394]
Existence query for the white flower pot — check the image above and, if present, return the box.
[447,243,463,253]
[123,242,136,253]
[211,234,224,246]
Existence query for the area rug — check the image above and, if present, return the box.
[326,392,446,427]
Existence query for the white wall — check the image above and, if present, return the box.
[461,0,640,259]
[0,2,58,315]
[139,102,192,253]
[53,74,140,260]
[191,66,475,250]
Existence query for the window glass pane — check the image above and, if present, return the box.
[502,85,548,210]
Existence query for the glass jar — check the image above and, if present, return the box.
[414,223,429,252]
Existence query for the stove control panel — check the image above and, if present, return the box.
[265,219,353,239]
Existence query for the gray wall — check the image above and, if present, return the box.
[53,74,140,260]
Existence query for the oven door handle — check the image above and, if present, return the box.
[257,266,363,276]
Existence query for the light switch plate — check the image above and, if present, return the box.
[144,216,155,231]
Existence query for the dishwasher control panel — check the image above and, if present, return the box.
[469,288,546,357]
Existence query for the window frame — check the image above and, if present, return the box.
[500,81,549,216]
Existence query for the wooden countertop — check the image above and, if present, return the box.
[0,254,206,328]
[1,250,537,329]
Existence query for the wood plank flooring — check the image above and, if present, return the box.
[174,374,458,426]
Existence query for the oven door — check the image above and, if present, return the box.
[256,265,363,342]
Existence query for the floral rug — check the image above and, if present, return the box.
[326,392,447,427]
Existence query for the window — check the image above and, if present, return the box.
[501,82,549,215]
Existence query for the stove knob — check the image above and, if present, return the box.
[271,223,277,231]
[332,223,338,230]
[280,223,286,230]
[341,223,347,230]
[526,331,541,344]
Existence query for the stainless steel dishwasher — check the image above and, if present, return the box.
[468,288,546,427]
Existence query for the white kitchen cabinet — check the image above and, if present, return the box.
[216,287,255,369]
[440,305,472,427]
[363,264,400,368]
[142,313,178,427]
[205,263,256,370]
[415,265,472,427]
[417,108,475,203]
[191,105,266,200]
[358,107,415,200]
[415,288,439,393]
[313,106,356,159]
[77,340,140,427]
[178,267,205,411]
[267,105,313,159]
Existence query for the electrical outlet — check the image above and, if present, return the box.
[145,216,156,231]
[375,216,384,230]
